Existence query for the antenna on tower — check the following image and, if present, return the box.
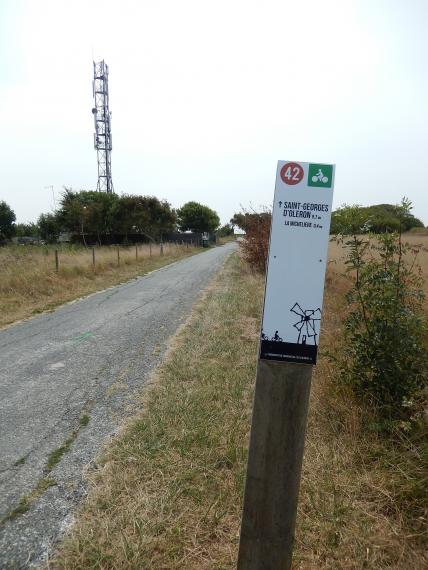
[92,60,114,193]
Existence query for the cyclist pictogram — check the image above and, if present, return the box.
[311,169,328,184]
[308,163,333,188]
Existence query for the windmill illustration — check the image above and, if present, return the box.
[290,303,321,345]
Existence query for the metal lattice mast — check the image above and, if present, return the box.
[92,60,114,193]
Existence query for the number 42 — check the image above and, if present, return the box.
[283,166,301,181]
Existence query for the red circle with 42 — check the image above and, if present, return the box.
[280,162,304,185]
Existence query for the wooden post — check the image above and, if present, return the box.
[149,242,152,257]
[160,241,164,256]
[237,360,313,570]
[117,245,120,266]
[135,243,138,261]
[55,249,59,272]
[92,247,95,268]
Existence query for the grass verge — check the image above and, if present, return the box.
[51,253,427,569]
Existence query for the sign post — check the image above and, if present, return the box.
[237,160,335,569]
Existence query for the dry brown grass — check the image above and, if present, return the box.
[0,242,202,328]
[49,251,427,569]
[328,234,428,304]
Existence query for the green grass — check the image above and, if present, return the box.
[46,433,78,471]
[46,412,91,471]
[0,478,57,525]
[79,414,90,427]
[13,456,26,466]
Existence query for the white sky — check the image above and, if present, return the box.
[1,0,427,225]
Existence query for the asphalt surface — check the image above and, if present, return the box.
[0,242,236,569]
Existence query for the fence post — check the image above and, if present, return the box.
[117,245,120,266]
[55,249,59,272]
[135,243,138,261]
[92,247,95,268]
[160,241,164,256]
[149,242,152,257]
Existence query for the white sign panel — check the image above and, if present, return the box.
[260,160,335,365]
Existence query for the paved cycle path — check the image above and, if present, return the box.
[0,242,236,568]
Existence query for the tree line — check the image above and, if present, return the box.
[330,202,424,234]
[0,191,222,244]
[231,202,425,236]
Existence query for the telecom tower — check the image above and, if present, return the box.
[92,60,113,193]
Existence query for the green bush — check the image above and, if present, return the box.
[336,200,427,423]
[331,202,424,234]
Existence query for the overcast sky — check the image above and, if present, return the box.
[1,0,427,225]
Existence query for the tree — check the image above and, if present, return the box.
[0,201,16,243]
[57,188,118,243]
[56,189,176,244]
[177,201,219,233]
[136,196,176,240]
[218,223,234,237]
[38,213,60,243]
[15,222,39,237]
[330,202,424,235]
[111,195,176,242]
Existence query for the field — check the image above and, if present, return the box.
[0,242,203,329]
[50,238,428,569]
[328,233,428,300]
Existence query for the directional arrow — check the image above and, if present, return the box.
[279,201,283,208]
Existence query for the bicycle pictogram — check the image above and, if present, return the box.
[308,163,333,188]
[311,169,329,184]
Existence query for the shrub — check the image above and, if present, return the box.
[336,200,428,423]
[331,202,424,234]
[237,210,271,273]
[0,200,16,243]
[176,201,220,233]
